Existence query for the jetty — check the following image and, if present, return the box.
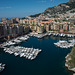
[3,46,42,60]
[0,35,29,47]
[54,40,75,48]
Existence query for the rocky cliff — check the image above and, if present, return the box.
[65,45,75,72]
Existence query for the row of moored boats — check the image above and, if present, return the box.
[0,63,5,72]
[4,46,42,60]
[28,33,48,39]
[48,33,75,38]
[54,39,75,48]
[2,35,29,47]
[29,32,75,39]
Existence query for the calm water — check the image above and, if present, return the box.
[0,36,73,75]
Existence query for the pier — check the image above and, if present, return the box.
[3,46,42,60]
[54,39,75,48]
[0,35,29,47]
[28,32,75,39]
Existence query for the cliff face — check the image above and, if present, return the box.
[65,45,75,72]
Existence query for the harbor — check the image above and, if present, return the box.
[0,0,75,74]
[0,32,75,48]
[0,32,75,75]
[0,32,75,50]
[0,36,73,75]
